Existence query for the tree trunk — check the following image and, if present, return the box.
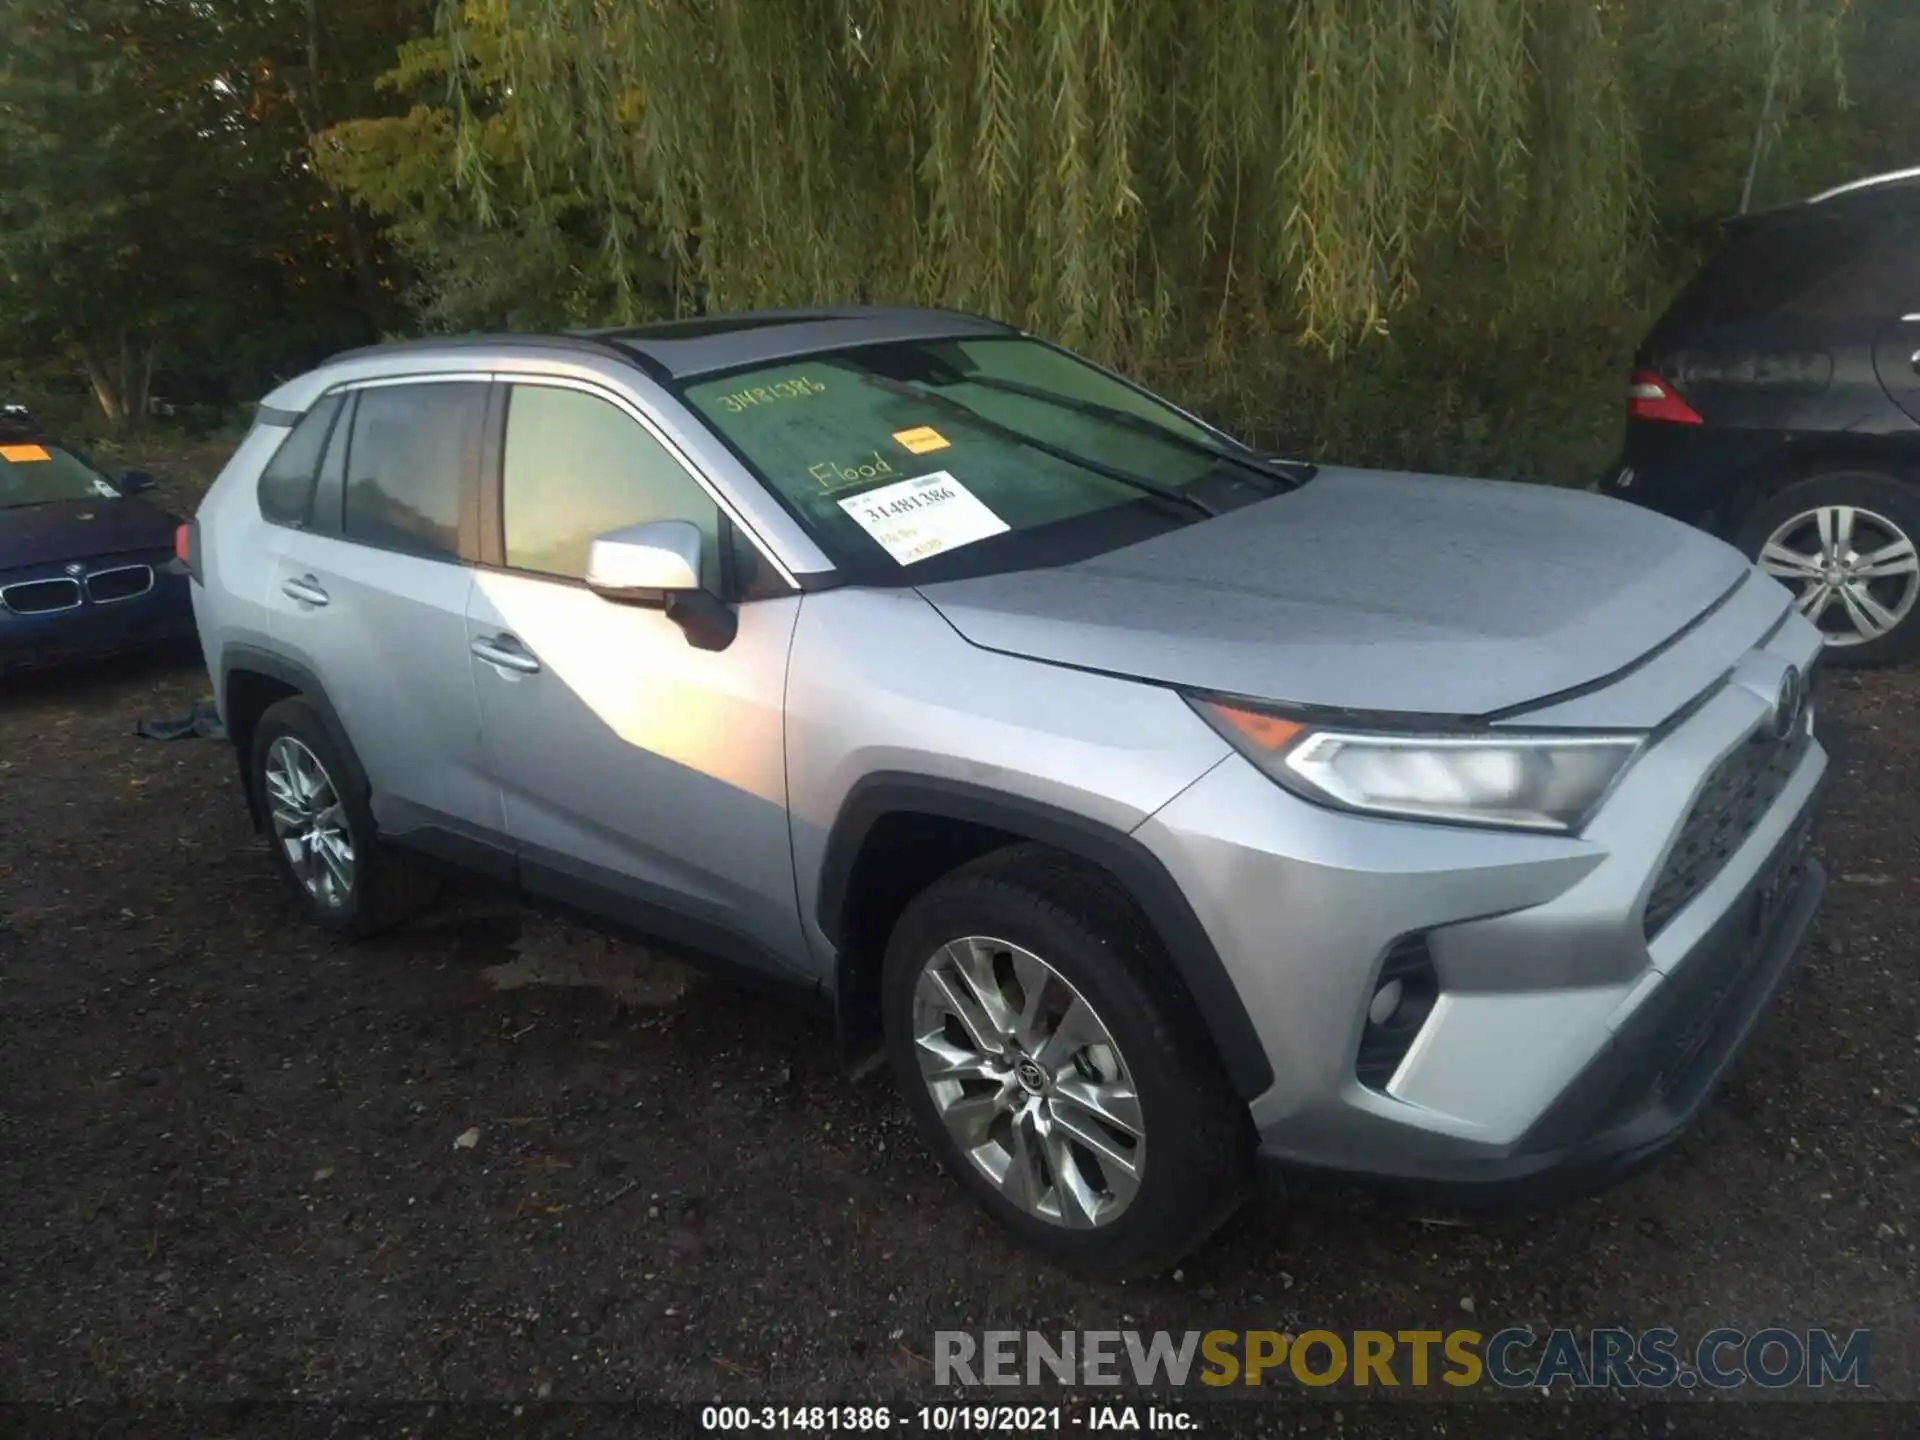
[132,341,159,430]
[1739,43,1783,214]
[79,345,126,430]
[333,191,386,324]
[287,0,385,328]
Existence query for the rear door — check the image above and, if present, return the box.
[1868,214,1920,425]
[1878,318,1920,426]
[264,375,506,844]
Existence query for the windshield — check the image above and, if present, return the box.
[0,441,122,508]
[679,336,1283,583]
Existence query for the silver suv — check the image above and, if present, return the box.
[184,308,1828,1275]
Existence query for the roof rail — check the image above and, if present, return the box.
[1806,166,1920,203]
[319,331,637,368]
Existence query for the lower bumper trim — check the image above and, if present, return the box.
[1259,853,1826,1214]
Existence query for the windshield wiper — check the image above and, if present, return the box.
[859,374,1219,519]
[951,374,1315,490]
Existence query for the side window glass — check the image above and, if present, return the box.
[342,382,484,561]
[502,384,721,584]
[256,394,343,528]
[1781,220,1918,322]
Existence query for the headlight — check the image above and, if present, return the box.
[1190,697,1644,833]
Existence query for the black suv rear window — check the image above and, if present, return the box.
[1662,212,1916,330]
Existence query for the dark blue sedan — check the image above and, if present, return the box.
[1,416,196,674]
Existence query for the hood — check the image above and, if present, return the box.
[917,467,1760,722]
[0,496,176,572]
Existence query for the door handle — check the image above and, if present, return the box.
[470,634,541,675]
[281,575,329,607]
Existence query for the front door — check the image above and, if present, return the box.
[465,378,810,980]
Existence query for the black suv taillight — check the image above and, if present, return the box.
[1626,370,1704,425]
[1355,934,1440,1089]
[174,520,202,583]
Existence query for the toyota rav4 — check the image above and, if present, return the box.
[182,308,1828,1275]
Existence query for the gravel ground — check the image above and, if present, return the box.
[1,555,1915,1435]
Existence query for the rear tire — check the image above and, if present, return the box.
[881,844,1253,1279]
[1737,470,1920,668]
[250,697,438,936]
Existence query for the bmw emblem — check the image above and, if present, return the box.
[64,562,85,577]
[1771,666,1806,741]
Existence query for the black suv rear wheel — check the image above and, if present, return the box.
[1740,469,1920,667]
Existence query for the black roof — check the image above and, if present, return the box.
[322,306,1019,382]
[1734,166,1920,231]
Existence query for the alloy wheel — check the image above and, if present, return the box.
[911,936,1145,1228]
[263,735,355,908]
[1758,504,1920,648]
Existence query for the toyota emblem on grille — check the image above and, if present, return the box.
[1772,666,1806,740]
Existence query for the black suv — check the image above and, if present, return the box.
[1603,167,1920,666]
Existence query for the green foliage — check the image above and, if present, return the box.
[0,1,237,423]
[395,0,1847,356]
[14,0,1903,483]
[314,7,669,331]
[0,0,427,428]
[303,0,1874,482]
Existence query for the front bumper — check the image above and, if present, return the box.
[1268,804,1823,1209]
[0,558,195,673]
[1134,622,1828,1210]
[1602,422,1790,539]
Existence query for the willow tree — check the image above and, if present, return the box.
[406,0,1847,369]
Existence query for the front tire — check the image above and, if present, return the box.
[1739,470,1920,667]
[250,697,437,936]
[881,845,1253,1278]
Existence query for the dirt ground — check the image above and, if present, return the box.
[1,460,1915,1434]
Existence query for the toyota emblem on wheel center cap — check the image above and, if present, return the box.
[1772,666,1806,740]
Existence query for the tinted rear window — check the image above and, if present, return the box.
[1661,213,1916,330]
[342,382,484,561]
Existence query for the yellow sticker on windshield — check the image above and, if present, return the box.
[0,443,51,462]
[892,426,951,455]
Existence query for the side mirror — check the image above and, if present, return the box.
[585,519,737,652]
[119,469,157,495]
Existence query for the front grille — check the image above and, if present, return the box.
[1652,811,1813,1099]
[1,577,83,614]
[84,564,154,603]
[1643,721,1810,939]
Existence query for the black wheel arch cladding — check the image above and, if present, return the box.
[817,772,1275,1099]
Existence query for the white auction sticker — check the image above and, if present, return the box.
[837,470,1010,565]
